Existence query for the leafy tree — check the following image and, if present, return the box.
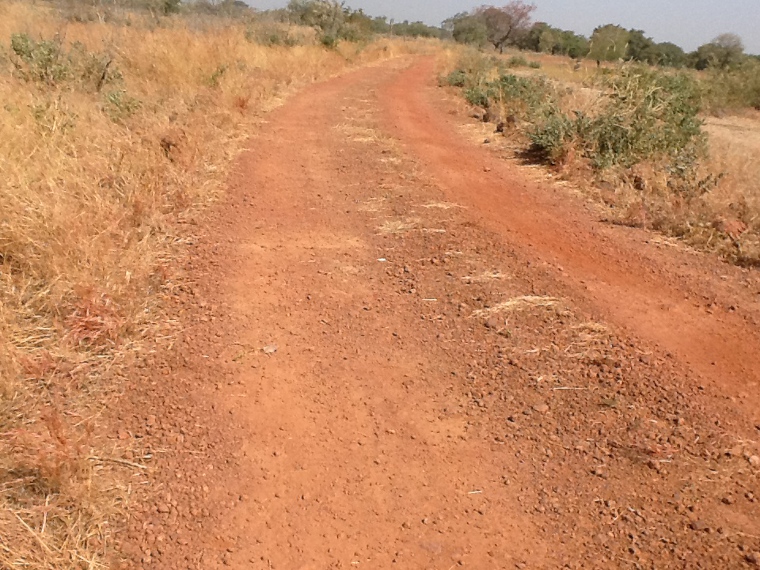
[690,34,745,70]
[162,0,181,14]
[559,30,590,58]
[475,2,536,53]
[443,12,488,47]
[287,0,345,38]
[589,24,629,61]
[649,42,686,68]
[626,29,655,62]
[519,21,547,51]
[518,22,589,58]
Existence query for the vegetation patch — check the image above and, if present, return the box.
[445,49,760,265]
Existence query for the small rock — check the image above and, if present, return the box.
[722,496,734,505]
[748,455,760,467]
[157,503,170,514]
[532,403,550,414]
[746,552,760,566]
[591,467,607,479]
[690,520,709,532]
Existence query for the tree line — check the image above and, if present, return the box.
[444,2,756,70]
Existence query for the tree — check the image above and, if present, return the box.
[712,33,745,68]
[287,0,345,38]
[589,24,629,61]
[649,42,686,68]
[691,34,745,70]
[559,30,590,58]
[625,29,655,63]
[475,2,536,53]
[443,12,488,47]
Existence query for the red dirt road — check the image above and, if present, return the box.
[120,58,760,570]
[383,59,760,423]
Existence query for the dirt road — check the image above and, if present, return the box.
[120,57,760,569]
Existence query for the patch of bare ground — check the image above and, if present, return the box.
[119,57,759,570]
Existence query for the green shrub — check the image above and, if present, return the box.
[701,60,760,111]
[9,33,117,91]
[528,60,541,69]
[320,33,338,49]
[10,34,70,85]
[464,85,490,108]
[506,55,528,68]
[530,66,705,170]
[445,69,469,88]
[103,89,141,122]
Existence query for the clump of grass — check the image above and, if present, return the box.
[0,1,418,566]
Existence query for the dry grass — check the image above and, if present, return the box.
[0,2,426,566]
[471,296,560,317]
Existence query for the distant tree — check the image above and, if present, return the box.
[163,0,181,14]
[589,24,629,61]
[519,21,550,52]
[287,0,345,38]
[443,12,488,47]
[625,29,655,62]
[559,30,590,58]
[649,42,687,68]
[518,22,589,58]
[475,2,536,53]
[712,33,745,67]
[691,33,745,70]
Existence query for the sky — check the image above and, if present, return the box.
[245,0,760,54]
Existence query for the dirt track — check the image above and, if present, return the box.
[119,57,760,569]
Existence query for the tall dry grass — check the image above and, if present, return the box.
[0,2,418,566]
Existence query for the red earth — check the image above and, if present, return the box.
[116,57,760,570]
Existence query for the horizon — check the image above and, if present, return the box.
[245,0,760,55]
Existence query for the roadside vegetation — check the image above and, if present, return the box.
[0,0,438,566]
[443,2,760,266]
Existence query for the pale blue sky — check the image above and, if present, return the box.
[246,0,760,54]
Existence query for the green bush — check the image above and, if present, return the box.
[455,70,557,120]
[445,69,469,88]
[530,66,705,170]
[320,33,338,49]
[103,89,141,122]
[506,55,528,68]
[701,60,760,111]
[10,34,70,85]
[10,33,117,91]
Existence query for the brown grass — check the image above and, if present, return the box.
[0,2,429,566]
